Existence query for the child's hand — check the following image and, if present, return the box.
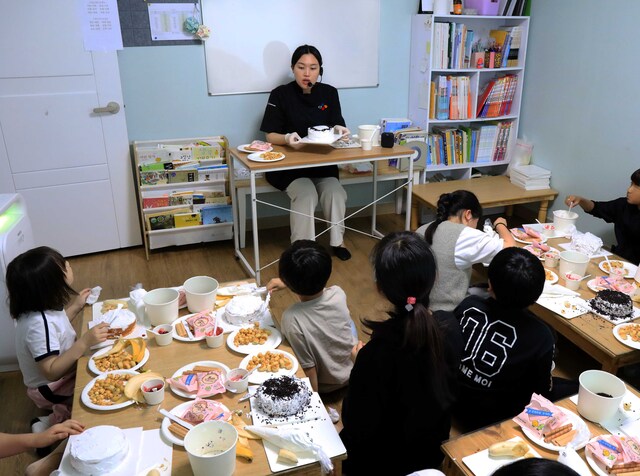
[82,322,109,348]
[267,278,287,293]
[35,420,84,448]
[66,288,91,320]
[351,340,364,362]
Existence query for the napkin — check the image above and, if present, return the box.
[557,446,591,476]
[568,231,604,256]
[245,426,332,473]
[129,285,147,325]
[85,286,102,305]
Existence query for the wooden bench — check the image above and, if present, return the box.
[234,163,413,248]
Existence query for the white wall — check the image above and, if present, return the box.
[521,0,640,246]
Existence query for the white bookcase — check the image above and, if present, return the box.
[408,14,529,182]
[132,136,233,259]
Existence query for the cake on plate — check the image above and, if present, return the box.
[224,295,265,325]
[307,125,335,142]
[69,425,129,474]
[97,308,137,338]
[254,376,312,417]
[589,290,634,320]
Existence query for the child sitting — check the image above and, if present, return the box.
[267,240,356,393]
[453,247,555,432]
[6,247,109,428]
[340,231,463,475]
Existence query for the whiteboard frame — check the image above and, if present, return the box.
[202,0,380,96]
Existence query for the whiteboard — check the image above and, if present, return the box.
[202,0,380,95]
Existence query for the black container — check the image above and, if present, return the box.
[381,132,394,148]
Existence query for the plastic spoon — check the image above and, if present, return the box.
[578,275,591,282]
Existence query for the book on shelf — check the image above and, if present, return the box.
[142,194,169,209]
[476,75,518,118]
[436,76,450,120]
[140,171,168,186]
[429,81,436,119]
[167,170,197,184]
[174,212,201,228]
[200,204,233,225]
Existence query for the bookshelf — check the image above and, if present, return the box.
[132,136,233,259]
[408,14,529,182]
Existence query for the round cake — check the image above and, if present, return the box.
[307,125,334,142]
[589,290,634,320]
[224,295,264,325]
[100,308,137,337]
[255,376,312,417]
[69,425,129,474]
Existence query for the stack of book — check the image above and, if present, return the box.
[432,75,472,120]
[476,74,518,118]
[432,22,475,70]
[510,164,551,190]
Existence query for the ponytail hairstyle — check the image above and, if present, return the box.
[6,246,77,319]
[365,231,451,402]
[424,190,483,244]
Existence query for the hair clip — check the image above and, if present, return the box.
[405,296,416,311]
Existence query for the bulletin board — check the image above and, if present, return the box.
[201,0,380,95]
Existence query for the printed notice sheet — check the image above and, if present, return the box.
[79,0,123,51]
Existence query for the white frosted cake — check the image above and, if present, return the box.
[224,295,264,325]
[69,425,129,474]
[97,308,137,337]
[255,376,312,417]
[307,125,334,142]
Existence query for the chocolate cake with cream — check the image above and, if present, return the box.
[589,289,634,320]
[254,376,312,417]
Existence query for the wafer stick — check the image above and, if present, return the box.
[175,322,187,338]
[611,463,640,474]
[168,422,189,439]
[543,424,572,442]
[191,365,224,373]
[551,429,577,446]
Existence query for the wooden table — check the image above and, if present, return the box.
[440,385,640,476]
[71,281,346,475]
[229,144,415,284]
[531,237,640,374]
[410,175,559,229]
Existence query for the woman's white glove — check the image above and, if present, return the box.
[285,132,301,144]
[334,125,351,137]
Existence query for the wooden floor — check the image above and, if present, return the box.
[0,212,616,474]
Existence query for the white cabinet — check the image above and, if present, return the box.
[133,137,233,259]
[408,14,529,181]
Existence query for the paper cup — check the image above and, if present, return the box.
[141,378,165,405]
[577,370,626,423]
[143,288,180,326]
[544,252,559,268]
[559,251,590,278]
[205,327,224,348]
[358,125,380,146]
[225,368,249,393]
[553,210,578,234]
[185,421,237,476]
[361,138,372,151]
[152,324,173,346]
[564,273,582,291]
[541,224,556,238]
[184,276,219,313]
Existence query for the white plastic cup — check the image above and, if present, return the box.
[564,273,582,291]
[577,370,626,423]
[553,210,579,234]
[225,368,249,394]
[634,263,640,284]
[357,125,380,146]
[184,276,219,313]
[151,324,173,346]
[143,288,180,326]
[361,138,372,151]
[544,252,559,268]
[205,327,224,348]
[559,251,590,278]
[541,224,556,238]
[141,378,165,405]
[184,421,238,476]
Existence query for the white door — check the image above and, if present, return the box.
[0,1,141,256]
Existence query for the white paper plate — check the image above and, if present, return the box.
[239,349,299,384]
[160,400,231,446]
[613,323,640,349]
[299,133,342,145]
[585,445,612,476]
[461,436,541,476]
[171,313,220,342]
[226,325,282,355]
[237,143,273,153]
[81,370,138,410]
[215,305,273,334]
[247,151,285,162]
[599,260,638,279]
[523,223,566,239]
[88,345,149,375]
[536,295,589,320]
[510,227,547,245]
[545,269,559,284]
[168,360,230,399]
[523,245,559,260]
[521,408,590,452]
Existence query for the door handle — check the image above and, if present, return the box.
[93,101,120,114]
